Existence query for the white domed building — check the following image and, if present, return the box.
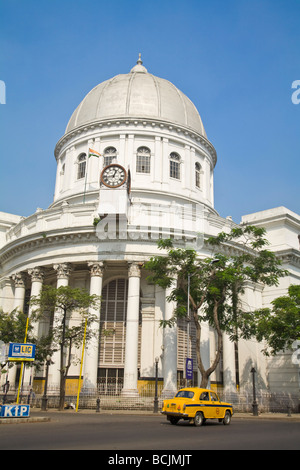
[1,56,299,401]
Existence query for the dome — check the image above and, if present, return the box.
[65,55,207,138]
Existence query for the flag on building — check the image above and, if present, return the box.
[88,148,101,158]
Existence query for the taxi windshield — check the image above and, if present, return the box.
[175,391,194,399]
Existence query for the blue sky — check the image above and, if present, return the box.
[0,0,299,223]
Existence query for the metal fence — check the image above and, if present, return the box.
[1,382,299,414]
[218,390,299,414]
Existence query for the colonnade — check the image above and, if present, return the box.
[2,261,237,396]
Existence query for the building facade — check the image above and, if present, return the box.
[1,56,299,398]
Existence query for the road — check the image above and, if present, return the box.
[0,412,299,451]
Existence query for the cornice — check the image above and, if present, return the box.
[0,227,99,265]
[276,248,300,267]
[54,117,217,167]
[241,208,300,229]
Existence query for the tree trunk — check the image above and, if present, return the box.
[58,307,67,411]
[192,309,209,387]
[59,337,72,411]
[193,300,223,389]
[199,372,210,388]
[59,372,66,411]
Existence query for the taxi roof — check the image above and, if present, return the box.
[177,387,211,393]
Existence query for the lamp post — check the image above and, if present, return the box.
[41,355,51,411]
[250,367,258,416]
[154,356,159,413]
[186,273,191,387]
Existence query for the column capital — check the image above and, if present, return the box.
[128,262,142,278]
[28,266,45,283]
[10,272,26,288]
[88,261,105,277]
[0,277,13,289]
[53,263,72,280]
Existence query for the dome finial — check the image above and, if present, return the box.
[137,53,143,65]
[130,53,148,73]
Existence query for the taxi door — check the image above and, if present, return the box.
[208,391,221,419]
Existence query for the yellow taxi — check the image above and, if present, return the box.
[161,387,233,426]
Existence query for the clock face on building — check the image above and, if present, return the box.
[100,164,127,188]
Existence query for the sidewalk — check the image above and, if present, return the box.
[1,407,300,424]
[233,412,300,420]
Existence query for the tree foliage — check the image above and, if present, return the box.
[0,309,32,375]
[0,308,31,345]
[145,226,288,387]
[243,284,300,355]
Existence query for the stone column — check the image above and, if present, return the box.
[23,267,45,387]
[122,262,141,396]
[9,272,27,388]
[140,298,155,377]
[11,272,26,311]
[162,283,178,397]
[0,277,14,312]
[83,262,104,391]
[49,263,72,389]
[53,263,72,288]
[27,267,45,337]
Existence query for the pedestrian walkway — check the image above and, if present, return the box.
[1,408,299,424]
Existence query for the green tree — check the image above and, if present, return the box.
[145,226,287,388]
[0,308,31,345]
[0,308,33,376]
[244,284,300,356]
[30,285,101,410]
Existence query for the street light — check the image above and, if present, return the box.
[154,356,159,413]
[41,355,51,411]
[251,367,258,416]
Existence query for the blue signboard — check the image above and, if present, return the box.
[8,343,36,362]
[186,358,193,380]
[0,405,30,418]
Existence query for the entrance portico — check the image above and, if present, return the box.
[2,258,238,396]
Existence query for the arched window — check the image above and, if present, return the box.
[103,146,117,167]
[136,146,151,173]
[169,152,181,180]
[77,153,86,180]
[195,162,201,188]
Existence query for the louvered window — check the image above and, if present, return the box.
[99,279,128,367]
[177,317,197,385]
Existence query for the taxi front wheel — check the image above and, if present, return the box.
[194,412,204,426]
[223,411,231,425]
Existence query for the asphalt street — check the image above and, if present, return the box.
[0,411,299,451]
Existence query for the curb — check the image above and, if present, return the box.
[0,416,50,425]
[1,410,300,423]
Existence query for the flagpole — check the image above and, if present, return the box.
[83,156,88,204]
[76,318,87,412]
[83,149,101,204]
